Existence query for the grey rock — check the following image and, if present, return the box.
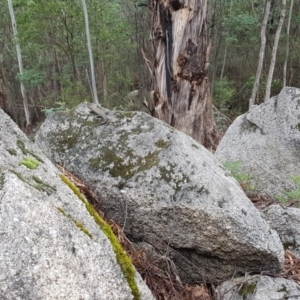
[262,205,300,257]
[0,108,154,300]
[216,87,300,199]
[217,275,300,300]
[35,104,284,283]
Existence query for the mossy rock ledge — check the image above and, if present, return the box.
[35,104,284,283]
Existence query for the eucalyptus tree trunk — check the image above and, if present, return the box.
[81,0,99,105]
[150,0,218,149]
[220,0,233,80]
[265,0,286,102]
[249,0,271,109]
[7,0,31,127]
[102,62,108,107]
[283,0,294,87]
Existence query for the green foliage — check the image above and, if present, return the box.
[213,77,236,109]
[4,0,300,126]
[42,101,68,116]
[223,13,259,45]
[16,69,45,88]
[223,160,253,190]
[277,176,300,205]
[60,81,88,107]
[245,75,282,104]
[6,0,138,115]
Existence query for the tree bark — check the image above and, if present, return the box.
[150,0,218,149]
[7,0,31,127]
[249,0,271,109]
[265,0,286,102]
[220,0,233,80]
[81,0,99,105]
[283,0,293,87]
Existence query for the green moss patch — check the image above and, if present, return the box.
[57,207,93,238]
[239,118,263,135]
[113,111,136,119]
[0,172,5,190]
[7,148,17,156]
[283,241,296,250]
[60,174,140,300]
[90,149,160,181]
[11,171,56,195]
[19,157,40,169]
[16,139,44,162]
[277,284,288,293]
[239,282,257,299]
[155,139,170,149]
[52,126,82,152]
[158,164,191,192]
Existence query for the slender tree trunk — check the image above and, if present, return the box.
[249,0,271,109]
[0,54,7,111]
[283,0,293,87]
[81,0,99,105]
[265,0,286,102]
[0,84,6,112]
[102,61,108,107]
[7,0,31,127]
[220,0,232,80]
[209,0,222,98]
[150,0,218,149]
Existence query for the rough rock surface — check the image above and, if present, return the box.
[218,275,300,300]
[0,108,154,300]
[35,104,284,282]
[216,87,300,199]
[262,205,300,257]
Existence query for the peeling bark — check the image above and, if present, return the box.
[150,0,218,149]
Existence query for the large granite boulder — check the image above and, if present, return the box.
[35,104,284,283]
[216,87,300,199]
[262,205,300,257]
[0,108,153,300]
[217,275,300,300]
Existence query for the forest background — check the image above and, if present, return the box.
[0,0,299,134]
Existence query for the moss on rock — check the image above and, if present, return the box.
[57,207,93,239]
[11,171,56,195]
[0,172,5,190]
[239,282,257,299]
[19,157,40,169]
[60,174,140,300]
[7,148,17,156]
[155,139,170,149]
[90,149,160,181]
[17,139,44,162]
